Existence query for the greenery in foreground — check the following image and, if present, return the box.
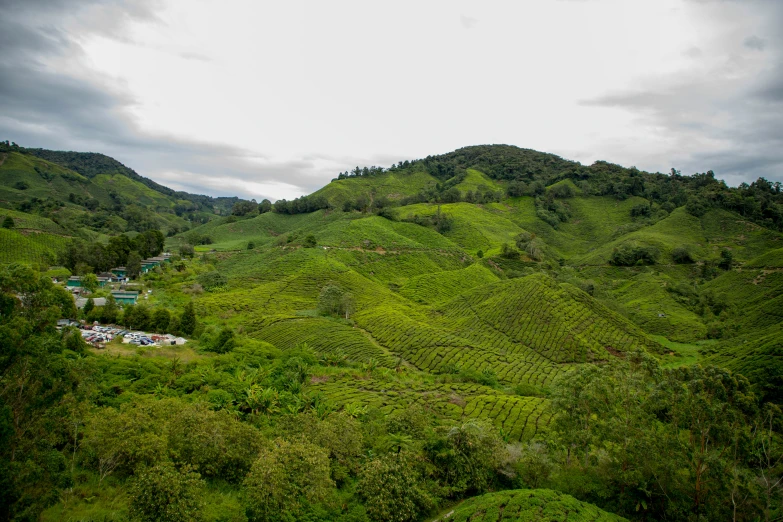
[1,263,781,521]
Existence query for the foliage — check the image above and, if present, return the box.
[609,242,659,266]
[128,462,205,522]
[357,452,435,522]
[243,439,334,521]
[197,270,228,292]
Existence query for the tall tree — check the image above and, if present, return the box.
[179,301,196,336]
[126,251,142,279]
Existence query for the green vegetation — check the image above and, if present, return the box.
[430,489,627,521]
[1,143,782,522]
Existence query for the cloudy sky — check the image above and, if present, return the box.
[1,0,781,200]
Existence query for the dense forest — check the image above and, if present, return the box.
[0,143,781,521]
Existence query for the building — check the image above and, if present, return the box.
[66,276,82,288]
[111,291,139,305]
[111,267,127,279]
[75,297,107,309]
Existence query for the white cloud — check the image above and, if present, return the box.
[1,0,781,198]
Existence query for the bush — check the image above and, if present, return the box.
[303,234,317,248]
[630,203,652,218]
[196,271,228,291]
[357,453,434,522]
[685,196,709,217]
[610,243,659,266]
[548,183,575,198]
[129,462,205,522]
[672,246,694,264]
[500,243,519,260]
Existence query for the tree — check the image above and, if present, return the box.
[231,200,257,216]
[166,403,263,482]
[100,294,119,324]
[209,327,236,354]
[152,308,171,333]
[426,420,503,497]
[180,301,197,336]
[719,248,734,270]
[318,285,346,316]
[129,462,205,522]
[357,453,434,522]
[243,439,334,521]
[81,273,99,293]
[1,216,13,229]
[258,199,272,214]
[83,297,95,316]
[126,251,142,279]
[303,234,317,248]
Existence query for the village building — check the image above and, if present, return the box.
[75,297,107,309]
[111,290,139,305]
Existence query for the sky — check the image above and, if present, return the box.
[1,0,781,201]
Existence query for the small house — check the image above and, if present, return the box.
[111,291,139,305]
[75,297,107,309]
[66,276,82,288]
[111,267,127,279]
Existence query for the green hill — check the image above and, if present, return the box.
[431,489,627,522]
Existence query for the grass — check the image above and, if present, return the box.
[650,335,709,368]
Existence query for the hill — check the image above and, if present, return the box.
[431,489,628,522]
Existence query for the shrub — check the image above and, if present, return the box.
[630,203,652,218]
[610,243,659,266]
[129,462,205,522]
[303,234,317,248]
[357,453,434,522]
[685,196,709,217]
[196,271,228,291]
[500,243,519,260]
[672,246,694,264]
[548,183,575,198]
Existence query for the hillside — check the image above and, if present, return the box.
[3,143,782,522]
[0,143,262,265]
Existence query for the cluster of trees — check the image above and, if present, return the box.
[609,242,660,266]
[120,301,197,336]
[335,146,783,231]
[336,165,387,179]
[60,230,165,275]
[536,352,783,521]
[400,207,454,234]
[272,195,330,215]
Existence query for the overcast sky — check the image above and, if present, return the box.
[1,0,781,200]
